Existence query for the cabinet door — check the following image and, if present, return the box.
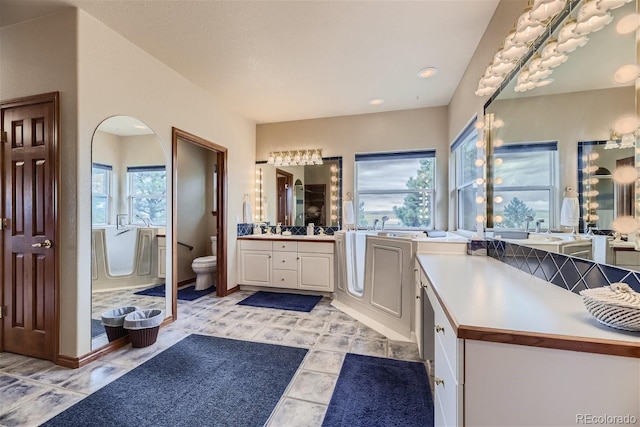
[240,250,272,285]
[298,252,334,291]
[157,237,166,279]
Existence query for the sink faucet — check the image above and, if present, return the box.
[136,213,152,227]
[381,215,389,231]
[535,219,545,233]
[524,215,534,232]
[373,218,380,231]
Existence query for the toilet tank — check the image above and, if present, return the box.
[210,236,217,255]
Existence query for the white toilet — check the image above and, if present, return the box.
[191,236,217,291]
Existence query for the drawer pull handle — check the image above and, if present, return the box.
[435,325,445,333]
[282,260,286,263]
[282,245,286,248]
[416,295,420,300]
[281,278,285,281]
[435,377,445,386]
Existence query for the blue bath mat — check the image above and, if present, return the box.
[237,291,322,312]
[42,334,307,427]
[322,353,433,427]
[134,283,216,301]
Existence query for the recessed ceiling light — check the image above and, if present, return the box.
[417,67,438,78]
[369,98,384,106]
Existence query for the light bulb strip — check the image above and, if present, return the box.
[267,149,323,166]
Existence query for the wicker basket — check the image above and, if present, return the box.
[580,283,640,332]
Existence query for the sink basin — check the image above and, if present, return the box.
[527,234,562,242]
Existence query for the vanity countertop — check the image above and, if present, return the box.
[416,253,640,358]
[238,234,335,242]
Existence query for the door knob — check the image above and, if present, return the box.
[32,239,53,249]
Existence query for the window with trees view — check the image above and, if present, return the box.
[92,163,111,225]
[493,142,557,229]
[355,150,435,229]
[128,166,167,226]
[453,121,480,231]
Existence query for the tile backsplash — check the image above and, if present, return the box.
[487,239,640,294]
[237,223,340,237]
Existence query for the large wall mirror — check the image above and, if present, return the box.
[255,157,342,228]
[484,0,638,268]
[91,116,169,350]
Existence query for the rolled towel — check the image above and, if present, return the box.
[243,199,253,224]
[343,200,355,226]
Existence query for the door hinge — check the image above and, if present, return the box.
[0,306,4,319]
[1,131,6,143]
[0,218,7,230]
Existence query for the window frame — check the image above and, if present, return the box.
[355,150,436,230]
[452,119,480,232]
[91,163,112,226]
[127,165,167,226]
[492,142,558,229]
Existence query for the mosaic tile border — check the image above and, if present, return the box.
[237,223,340,237]
[487,239,640,294]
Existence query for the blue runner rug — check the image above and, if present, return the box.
[134,283,215,301]
[322,353,433,427]
[43,334,307,427]
[237,291,322,312]
[90,319,105,338]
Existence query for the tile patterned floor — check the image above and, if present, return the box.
[0,289,425,427]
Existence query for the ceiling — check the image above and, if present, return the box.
[0,0,500,124]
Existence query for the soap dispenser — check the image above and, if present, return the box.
[276,222,282,235]
[307,223,314,236]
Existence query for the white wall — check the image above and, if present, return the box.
[2,8,256,358]
[256,107,450,230]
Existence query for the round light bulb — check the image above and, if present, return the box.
[614,115,640,134]
[475,178,485,185]
[494,158,503,165]
[493,119,505,128]
[494,215,504,223]
[612,216,638,234]
[476,140,486,148]
[614,64,640,84]
[475,158,485,167]
[495,177,503,184]
[475,120,485,130]
[612,165,639,184]
[617,13,640,34]
[588,152,600,160]
[494,138,504,147]
[476,215,485,222]
[476,196,486,204]
[494,196,503,203]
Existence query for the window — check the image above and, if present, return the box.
[493,142,558,229]
[92,163,111,225]
[355,150,435,229]
[128,166,167,226]
[452,121,480,231]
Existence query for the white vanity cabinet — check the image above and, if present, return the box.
[237,238,334,292]
[417,254,640,427]
[238,240,272,286]
[298,242,334,291]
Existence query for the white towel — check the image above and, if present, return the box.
[243,200,253,224]
[560,197,579,227]
[343,200,355,226]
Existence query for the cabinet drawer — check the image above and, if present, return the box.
[272,269,298,289]
[273,241,298,252]
[434,335,462,427]
[240,240,272,251]
[297,241,334,254]
[273,251,298,270]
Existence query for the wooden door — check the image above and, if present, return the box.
[616,156,634,217]
[1,93,59,361]
[276,168,293,225]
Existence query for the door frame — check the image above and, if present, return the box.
[276,168,294,226]
[171,128,228,318]
[0,92,60,363]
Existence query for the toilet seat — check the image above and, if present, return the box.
[192,256,216,268]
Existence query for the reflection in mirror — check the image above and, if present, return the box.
[91,116,167,350]
[256,157,342,228]
[484,0,637,268]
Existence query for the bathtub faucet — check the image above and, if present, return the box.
[136,214,152,227]
[373,218,379,231]
[381,215,389,231]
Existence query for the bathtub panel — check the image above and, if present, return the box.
[137,230,153,276]
[369,244,403,318]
